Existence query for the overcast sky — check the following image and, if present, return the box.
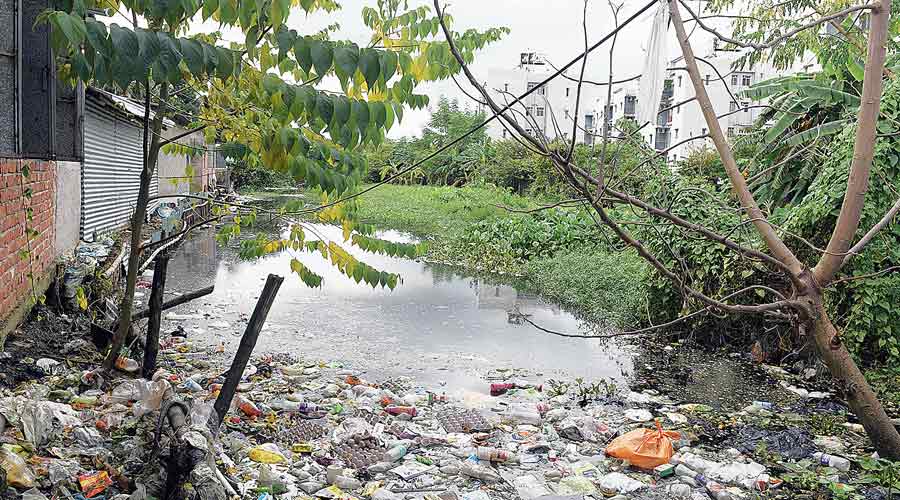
[105,1,692,138]
[287,0,665,137]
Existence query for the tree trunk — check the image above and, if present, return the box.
[807,290,900,459]
[103,81,171,371]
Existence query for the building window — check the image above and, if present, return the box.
[624,95,636,116]
[674,128,679,139]
[727,127,735,137]
[705,74,711,84]
[536,106,545,117]
[504,83,509,92]
[702,127,707,135]
[729,101,738,113]
[731,74,739,86]
[677,75,682,87]
[527,81,545,95]
[566,87,570,97]
[742,74,752,86]
[584,114,595,129]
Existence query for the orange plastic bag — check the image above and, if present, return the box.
[605,420,680,469]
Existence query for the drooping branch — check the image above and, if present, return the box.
[518,285,790,339]
[814,0,891,286]
[668,0,805,279]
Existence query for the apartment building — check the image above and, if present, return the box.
[485,54,605,145]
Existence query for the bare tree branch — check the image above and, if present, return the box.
[678,0,877,52]
[842,196,900,266]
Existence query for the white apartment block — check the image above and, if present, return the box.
[485,55,606,145]
[605,34,816,161]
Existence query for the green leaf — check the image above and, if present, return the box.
[215,46,235,79]
[72,52,92,80]
[333,45,359,87]
[310,40,333,77]
[358,48,380,89]
[316,93,334,125]
[271,0,291,27]
[109,24,139,60]
[847,55,865,82]
[370,101,387,129]
[202,0,219,20]
[779,119,849,147]
[352,99,370,135]
[84,19,110,56]
[51,12,87,46]
[332,95,351,127]
[134,28,160,60]
[293,36,312,74]
[379,50,398,82]
[180,38,205,74]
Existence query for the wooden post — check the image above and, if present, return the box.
[211,274,284,430]
[141,253,169,379]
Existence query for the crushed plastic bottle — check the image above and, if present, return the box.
[474,447,518,463]
[812,452,851,472]
[383,444,408,462]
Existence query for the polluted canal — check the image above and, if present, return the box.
[0,198,884,500]
[160,215,635,394]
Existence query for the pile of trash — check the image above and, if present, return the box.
[0,330,880,500]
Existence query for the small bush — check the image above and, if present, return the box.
[527,249,650,327]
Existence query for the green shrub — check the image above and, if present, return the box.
[527,249,650,327]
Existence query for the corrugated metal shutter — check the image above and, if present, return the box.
[81,98,158,239]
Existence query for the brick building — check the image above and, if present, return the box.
[0,1,83,340]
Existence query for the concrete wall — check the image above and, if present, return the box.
[0,159,59,341]
[157,126,213,199]
[54,160,81,254]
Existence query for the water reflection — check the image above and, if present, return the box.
[162,221,635,392]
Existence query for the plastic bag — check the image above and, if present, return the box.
[605,421,679,469]
[79,470,113,498]
[597,472,646,494]
[0,447,36,488]
[20,488,50,500]
[249,443,286,464]
[133,379,171,417]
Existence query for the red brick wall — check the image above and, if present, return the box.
[0,159,58,321]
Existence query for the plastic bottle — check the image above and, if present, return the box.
[705,481,736,500]
[269,399,302,411]
[490,383,515,396]
[459,461,501,483]
[678,452,721,474]
[506,407,542,425]
[675,464,707,485]
[383,444,408,462]
[235,396,262,417]
[812,452,851,472]
[475,447,518,463]
[511,379,543,392]
[384,406,417,417]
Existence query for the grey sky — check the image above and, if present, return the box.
[289,0,660,137]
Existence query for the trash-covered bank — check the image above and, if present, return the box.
[1,321,896,500]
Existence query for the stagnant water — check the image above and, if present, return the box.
[157,218,636,394]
